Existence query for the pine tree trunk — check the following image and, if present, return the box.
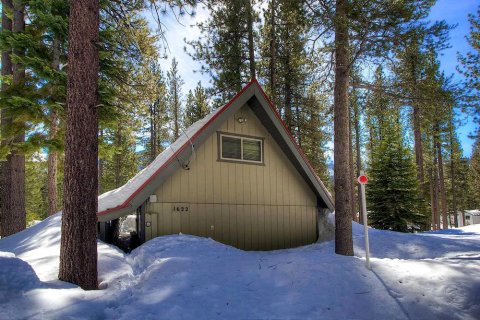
[334,0,353,256]
[47,111,58,216]
[1,0,13,237]
[434,171,441,229]
[354,98,362,224]
[284,57,292,132]
[269,0,276,106]
[413,105,425,190]
[367,113,374,155]
[246,0,255,80]
[12,0,26,227]
[410,53,425,195]
[235,61,242,93]
[98,129,103,195]
[429,168,437,230]
[450,122,458,227]
[431,143,440,230]
[174,87,179,140]
[115,128,122,188]
[348,113,356,222]
[436,137,448,229]
[1,0,26,237]
[295,97,302,146]
[48,37,61,216]
[59,0,99,290]
[150,104,157,163]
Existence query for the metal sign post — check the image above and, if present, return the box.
[358,171,371,270]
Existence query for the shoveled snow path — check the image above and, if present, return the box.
[0,214,479,319]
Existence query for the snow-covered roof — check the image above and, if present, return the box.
[465,210,480,216]
[98,107,223,214]
[97,80,334,221]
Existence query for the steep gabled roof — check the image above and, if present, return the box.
[98,80,334,222]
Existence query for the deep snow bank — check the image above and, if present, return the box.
[0,215,479,320]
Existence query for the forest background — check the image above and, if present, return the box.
[1,0,479,236]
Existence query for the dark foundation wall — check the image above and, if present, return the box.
[98,207,143,253]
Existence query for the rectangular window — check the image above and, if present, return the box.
[242,139,261,161]
[219,133,263,164]
[221,135,242,160]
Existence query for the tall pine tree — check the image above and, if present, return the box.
[0,0,27,237]
[167,58,184,141]
[58,0,99,290]
[367,114,425,232]
[469,137,480,208]
[183,81,209,128]
[188,0,257,105]
[458,6,480,129]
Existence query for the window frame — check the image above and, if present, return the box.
[217,132,265,165]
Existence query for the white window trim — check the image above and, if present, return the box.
[219,133,264,164]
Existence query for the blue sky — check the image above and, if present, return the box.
[153,1,478,157]
[429,0,478,157]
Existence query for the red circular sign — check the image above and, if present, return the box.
[358,175,368,184]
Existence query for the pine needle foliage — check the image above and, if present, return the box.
[367,120,426,232]
[469,137,480,208]
[458,6,480,125]
[187,0,257,106]
[183,81,210,128]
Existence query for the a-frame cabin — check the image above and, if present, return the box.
[98,80,334,251]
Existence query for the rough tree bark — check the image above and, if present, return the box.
[1,0,26,237]
[246,0,255,80]
[334,0,354,256]
[296,103,302,146]
[449,122,458,227]
[98,129,103,195]
[431,142,440,230]
[1,0,13,237]
[114,128,122,188]
[173,85,179,140]
[348,110,356,222]
[149,103,157,163]
[436,136,448,229]
[47,110,58,216]
[429,168,437,230]
[413,105,425,189]
[353,98,362,224]
[284,52,293,132]
[112,127,122,247]
[410,54,425,196]
[58,0,99,290]
[283,22,294,134]
[48,37,61,216]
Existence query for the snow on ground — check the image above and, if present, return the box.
[0,214,479,320]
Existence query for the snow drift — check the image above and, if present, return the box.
[0,213,479,319]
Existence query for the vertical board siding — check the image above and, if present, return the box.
[147,104,318,250]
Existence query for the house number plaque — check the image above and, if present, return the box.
[172,203,190,213]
